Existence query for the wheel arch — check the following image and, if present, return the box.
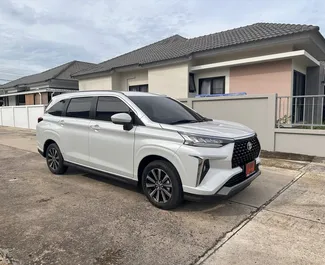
[43,139,57,157]
[135,147,184,186]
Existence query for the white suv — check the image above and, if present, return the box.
[36,91,261,209]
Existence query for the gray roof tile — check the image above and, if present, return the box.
[1,61,96,89]
[73,23,319,77]
[73,23,319,76]
[73,23,318,77]
[74,23,319,77]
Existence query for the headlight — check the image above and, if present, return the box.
[179,132,233,148]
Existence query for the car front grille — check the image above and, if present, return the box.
[232,135,261,168]
[225,164,259,187]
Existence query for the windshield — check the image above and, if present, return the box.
[128,96,211,125]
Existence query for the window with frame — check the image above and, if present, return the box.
[189,73,196,93]
[199,77,225,95]
[95,96,131,122]
[16,94,25,105]
[129,84,148,92]
[47,99,66,116]
[66,97,92,119]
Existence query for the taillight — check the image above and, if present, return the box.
[38,117,43,123]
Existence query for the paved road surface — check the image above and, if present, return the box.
[0,127,324,265]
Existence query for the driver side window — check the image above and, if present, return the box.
[95,96,130,122]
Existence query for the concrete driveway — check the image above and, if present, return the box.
[0,127,324,265]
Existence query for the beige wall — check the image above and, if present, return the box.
[148,63,189,98]
[119,70,148,91]
[111,73,121,90]
[79,76,112,91]
[229,60,292,96]
[275,129,325,157]
[182,94,277,151]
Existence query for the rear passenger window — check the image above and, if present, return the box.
[96,97,130,121]
[47,99,66,116]
[66,97,92,119]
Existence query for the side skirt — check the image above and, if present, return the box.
[64,161,138,186]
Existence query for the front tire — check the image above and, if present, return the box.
[141,160,183,210]
[46,143,68,175]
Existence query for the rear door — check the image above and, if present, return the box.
[38,98,68,153]
[60,96,94,166]
[88,96,136,179]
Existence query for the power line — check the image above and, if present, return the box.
[0,78,12,82]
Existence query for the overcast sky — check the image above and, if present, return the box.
[1,0,325,84]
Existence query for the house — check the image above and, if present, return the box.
[0,60,95,106]
[72,23,325,102]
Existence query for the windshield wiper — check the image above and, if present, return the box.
[201,117,213,122]
[170,119,199,125]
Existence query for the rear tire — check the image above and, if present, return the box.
[141,160,183,210]
[46,143,68,175]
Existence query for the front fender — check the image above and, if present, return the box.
[135,144,186,182]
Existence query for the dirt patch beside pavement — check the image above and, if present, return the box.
[261,150,315,162]
[261,158,309,171]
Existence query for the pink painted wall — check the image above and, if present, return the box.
[229,59,292,96]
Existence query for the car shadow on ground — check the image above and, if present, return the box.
[174,197,251,216]
[64,166,247,215]
[65,166,141,193]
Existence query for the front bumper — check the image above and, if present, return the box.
[179,152,261,197]
[176,137,261,197]
[216,169,261,196]
[184,169,261,201]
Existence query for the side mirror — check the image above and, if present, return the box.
[111,113,133,131]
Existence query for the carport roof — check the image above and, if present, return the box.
[1,60,96,89]
[72,23,320,77]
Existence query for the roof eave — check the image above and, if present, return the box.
[73,56,192,79]
[1,80,51,90]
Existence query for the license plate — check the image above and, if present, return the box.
[245,161,256,177]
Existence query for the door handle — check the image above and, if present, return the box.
[90,124,100,131]
[59,120,64,126]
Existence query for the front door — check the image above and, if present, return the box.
[60,96,94,165]
[88,96,135,179]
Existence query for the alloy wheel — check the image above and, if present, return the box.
[145,168,173,203]
[47,147,60,171]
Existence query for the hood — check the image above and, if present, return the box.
[160,119,255,139]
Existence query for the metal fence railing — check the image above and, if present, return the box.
[277,95,325,129]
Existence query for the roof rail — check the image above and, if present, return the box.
[73,90,124,93]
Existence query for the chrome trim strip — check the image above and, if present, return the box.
[195,156,204,187]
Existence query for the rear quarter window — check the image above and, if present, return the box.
[46,99,66,116]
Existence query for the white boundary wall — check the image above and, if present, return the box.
[0,105,45,129]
